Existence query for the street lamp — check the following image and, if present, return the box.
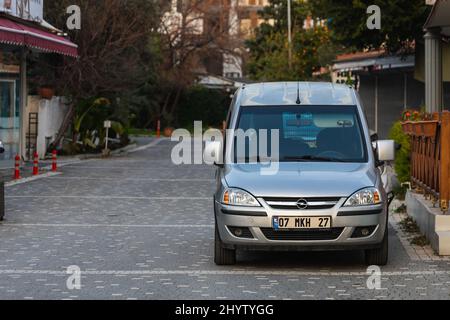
[274,0,293,70]
[287,0,292,70]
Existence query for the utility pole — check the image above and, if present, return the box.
[287,0,292,70]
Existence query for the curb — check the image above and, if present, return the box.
[5,172,62,187]
[4,139,165,187]
[127,138,167,154]
[38,142,140,169]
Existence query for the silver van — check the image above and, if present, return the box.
[205,82,395,266]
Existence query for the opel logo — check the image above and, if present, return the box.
[296,199,308,210]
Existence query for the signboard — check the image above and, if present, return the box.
[0,0,44,23]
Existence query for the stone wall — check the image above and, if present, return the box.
[406,190,450,255]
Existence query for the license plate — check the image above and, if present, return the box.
[273,216,332,230]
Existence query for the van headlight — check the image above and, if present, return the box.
[222,188,260,207]
[344,187,381,207]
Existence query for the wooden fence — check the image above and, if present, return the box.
[402,111,450,212]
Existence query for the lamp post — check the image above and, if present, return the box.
[287,0,292,70]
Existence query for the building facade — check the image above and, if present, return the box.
[162,0,270,82]
[331,0,450,139]
[332,51,428,138]
[0,0,77,166]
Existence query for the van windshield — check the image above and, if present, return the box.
[233,105,367,163]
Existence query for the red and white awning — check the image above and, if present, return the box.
[0,17,78,57]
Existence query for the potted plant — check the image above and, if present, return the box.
[163,127,174,137]
[421,120,438,138]
[39,86,55,100]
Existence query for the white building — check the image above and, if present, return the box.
[0,0,78,166]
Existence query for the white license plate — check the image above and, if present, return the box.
[273,216,332,230]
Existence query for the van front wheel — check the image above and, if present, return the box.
[365,227,388,266]
[214,224,236,265]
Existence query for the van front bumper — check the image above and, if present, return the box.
[214,198,387,250]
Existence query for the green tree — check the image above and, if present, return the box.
[245,0,339,81]
[310,0,430,54]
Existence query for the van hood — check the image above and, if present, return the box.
[224,162,378,198]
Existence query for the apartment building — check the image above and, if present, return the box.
[162,0,270,82]
[237,0,270,39]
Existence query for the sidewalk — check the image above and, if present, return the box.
[0,137,155,184]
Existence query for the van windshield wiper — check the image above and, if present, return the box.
[282,155,345,162]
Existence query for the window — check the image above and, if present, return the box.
[233,105,367,163]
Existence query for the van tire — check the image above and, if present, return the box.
[365,227,388,266]
[214,223,236,265]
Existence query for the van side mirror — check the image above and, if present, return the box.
[203,141,223,167]
[376,140,395,162]
[370,133,378,142]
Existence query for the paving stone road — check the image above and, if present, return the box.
[0,138,450,300]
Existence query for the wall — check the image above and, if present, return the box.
[406,190,450,255]
[24,96,68,159]
[358,71,426,138]
[0,0,44,22]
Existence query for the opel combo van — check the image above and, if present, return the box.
[205,82,395,266]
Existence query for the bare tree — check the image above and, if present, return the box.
[41,0,161,147]
[156,0,240,126]
[41,0,241,143]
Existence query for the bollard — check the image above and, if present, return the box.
[14,154,21,180]
[0,141,5,221]
[52,150,58,172]
[0,179,4,221]
[0,178,5,221]
[33,152,39,176]
[157,119,161,138]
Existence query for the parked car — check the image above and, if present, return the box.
[205,82,395,266]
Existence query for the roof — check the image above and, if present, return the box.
[333,54,415,72]
[425,0,450,37]
[197,74,243,89]
[239,82,356,106]
[335,50,385,63]
[0,15,78,57]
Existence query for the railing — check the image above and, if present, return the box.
[402,111,450,212]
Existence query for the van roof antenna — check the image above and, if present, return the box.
[296,82,301,105]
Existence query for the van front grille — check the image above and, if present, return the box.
[263,197,341,210]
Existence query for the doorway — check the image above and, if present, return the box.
[0,79,20,165]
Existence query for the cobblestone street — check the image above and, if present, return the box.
[0,138,450,300]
